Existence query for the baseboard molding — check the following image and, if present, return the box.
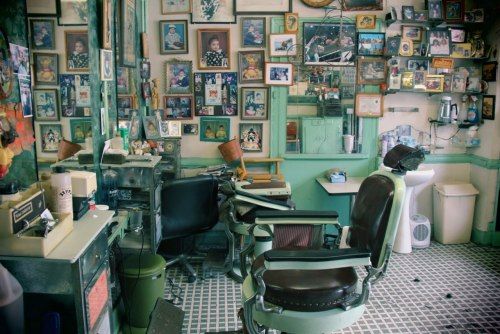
[471,226,500,246]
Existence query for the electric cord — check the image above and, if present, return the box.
[165,277,184,305]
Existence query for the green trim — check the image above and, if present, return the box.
[469,154,500,169]
[492,232,500,247]
[375,154,500,169]
[471,227,492,245]
[181,157,225,168]
[284,153,368,160]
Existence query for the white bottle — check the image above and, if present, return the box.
[50,166,73,218]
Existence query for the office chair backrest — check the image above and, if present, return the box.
[161,175,219,239]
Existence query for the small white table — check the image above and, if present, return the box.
[316,176,366,218]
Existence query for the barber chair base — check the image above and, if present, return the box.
[165,254,198,283]
[122,323,147,334]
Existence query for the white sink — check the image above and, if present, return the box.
[404,168,435,187]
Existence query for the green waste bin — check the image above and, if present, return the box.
[121,254,166,329]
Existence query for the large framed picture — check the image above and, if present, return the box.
[39,123,62,152]
[241,18,265,48]
[342,0,382,11]
[143,115,161,139]
[65,30,89,71]
[34,89,59,121]
[163,95,194,119]
[303,22,356,65]
[240,123,263,152]
[191,0,235,24]
[239,51,264,84]
[69,118,92,143]
[198,28,230,70]
[200,117,230,142]
[102,0,112,49]
[269,34,297,57]
[234,0,291,14]
[241,87,268,120]
[30,19,55,49]
[57,0,88,26]
[121,0,136,67]
[161,0,191,14]
[355,93,383,117]
[265,62,293,86]
[357,33,385,56]
[159,20,188,54]
[100,49,113,81]
[356,58,386,85]
[116,67,130,94]
[428,29,451,56]
[60,74,91,117]
[481,95,495,120]
[34,53,58,85]
[165,60,192,94]
[194,72,238,116]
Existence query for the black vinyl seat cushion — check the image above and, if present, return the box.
[251,248,358,312]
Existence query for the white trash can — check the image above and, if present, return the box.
[433,182,479,244]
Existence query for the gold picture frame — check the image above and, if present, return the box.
[425,74,444,92]
[356,15,376,29]
[284,13,299,34]
[355,93,383,118]
[197,28,231,70]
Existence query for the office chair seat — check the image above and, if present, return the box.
[250,248,358,312]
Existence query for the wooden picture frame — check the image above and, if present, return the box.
[34,89,59,121]
[121,0,136,67]
[303,22,356,65]
[30,19,56,50]
[425,74,444,92]
[159,20,189,55]
[239,123,263,152]
[482,61,497,82]
[34,53,58,85]
[264,62,293,86]
[444,0,464,23]
[402,26,422,42]
[241,87,269,120]
[39,123,63,152]
[238,50,265,84]
[355,93,383,117]
[357,33,385,56]
[163,95,194,120]
[234,0,292,14]
[428,0,443,20]
[481,95,495,120]
[161,0,191,14]
[200,117,230,142]
[102,0,112,49]
[191,0,236,24]
[428,29,451,56]
[194,72,238,116]
[269,34,297,57]
[100,49,113,81]
[284,13,299,34]
[165,60,193,94]
[432,57,454,69]
[64,30,89,72]
[57,0,88,26]
[241,17,266,48]
[356,58,387,85]
[356,15,376,29]
[198,28,230,70]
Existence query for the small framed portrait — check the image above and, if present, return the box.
[428,29,451,56]
[427,0,443,20]
[482,61,497,82]
[183,123,199,135]
[388,74,402,90]
[69,118,92,143]
[191,0,235,23]
[269,34,297,57]
[30,19,55,50]
[303,22,356,65]
[240,123,263,152]
[159,120,182,138]
[432,57,454,69]
[420,43,429,56]
[241,18,266,48]
[464,11,474,22]
[39,123,62,153]
[100,49,113,81]
[200,117,230,142]
[163,95,194,119]
[10,44,29,75]
[198,28,230,70]
[357,33,385,56]
[238,50,264,84]
[142,82,152,99]
[57,0,88,25]
[481,95,495,120]
[34,89,59,121]
[425,74,444,92]
[356,58,387,85]
[402,6,414,20]
[159,20,188,54]
[444,0,464,23]
[116,67,130,94]
[161,0,191,14]
[284,13,299,34]
[407,59,429,72]
[356,15,376,29]
[466,76,480,92]
[399,39,413,56]
[102,0,112,49]
[401,71,414,89]
[450,28,466,43]
[386,36,401,56]
[128,115,141,140]
[265,62,293,86]
[402,26,422,42]
[414,10,428,21]
[355,93,383,117]
[443,74,453,92]
[165,60,192,94]
[64,30,89,71]
[450,43,471,58]
[34,53,58,85]
[241,87,269,120]
[140,60,151,79]
[414,70,427,90]
[117,95,133,111]
[451,74,467,92]
[143,115,161,139]
[473,8,484,23]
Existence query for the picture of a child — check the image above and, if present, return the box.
[68,38,89,69]
[215,125,226,139]
[204,35,226,67]
[244,24,262,46]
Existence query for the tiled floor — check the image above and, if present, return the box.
[164,242,500,334]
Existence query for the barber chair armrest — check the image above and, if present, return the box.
[255,210,339,225]
[234,190,293,210]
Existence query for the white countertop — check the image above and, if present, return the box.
[316,177,366,195]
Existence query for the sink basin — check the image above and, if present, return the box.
[404,168,435,187]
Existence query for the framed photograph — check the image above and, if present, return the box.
[117,95,133,109]
[425,74,444,92]
[57,0,88,25]
[450,43,471,58]
[241,18,265,48]
[451,74,467,92]
[40,123,62,152]
[420,43,429,56]
[450,28,466,43]
[140,60,151,79]
[428,29,451,56]
[414,70,427,90]
[481,95,495,120]
[355,93,383,117]
[240,123,263,152]
[464,11,474,23]
[444,0,463,23]
[143,115,160,139]
[198,28,230,70]
[402,26,422,42]
[191,0,235,24]
[183,123,199,135]
[342,0,382,11]
[121,0,136,67]
[269,34,297,57]
[162,0,191,14]
[235,0,291,14]
[167,121,182,138]
[427,0,443,20]
[399,39,413,56]
[473,9,484,23]
[402,6,414,20]
[60,74,91,117]
[194,72,238,116]
[407,59,429,71]
[116,67,130,94]
[443,73,453,92]
[414,10,428,21]
[466,76,480,92]
[163,96,194,119]
[356,58,386,85]
[303,22,356,65]
[102,0,112,49]
[158,121,170,138]
[128,115,141,140]
[482,62,497,82]
[356,15,376,29]
[386,36,401,56]
[340,85,355,99]
[265,62,293,86]
[401,71,414,89]
[159,20,188,55]
[165,60,192,94]
[357,33,385,56]
[34,53,58,85]
[69,118,92,143]
[388,74,402,90]
[100,49,113,81]
[200,117,230,142]
[30,19,55,49]
[65,30,89,71]
[34,89,59,121]
[26,0,58,16]
[241,87,268,120]
[19,76,33,118]
[142,82,151,99]
[432,57,454,69]
[239,51,264,84]
[285,13,299,34]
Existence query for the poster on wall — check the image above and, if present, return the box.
[194,72,237,116]
[59,74,91,117]
[19,75,33,118]
[10,44,30,75]
[191,0,236,24]
[121,0,136,67]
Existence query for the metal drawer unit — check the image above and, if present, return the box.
[158,139,181,180]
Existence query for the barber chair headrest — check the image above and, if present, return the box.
[383,144,424,175]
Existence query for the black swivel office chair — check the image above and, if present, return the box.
[160,175,219,283]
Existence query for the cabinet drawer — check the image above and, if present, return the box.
[80,230,108,288]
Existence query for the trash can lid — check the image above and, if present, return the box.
[434,182,479,196]
[122,254,166,277]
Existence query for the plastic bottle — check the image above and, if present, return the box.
[120,127,129,151]
[0,263,24,334]
[50,166,73,218]
[467,96,479,124]
[102,167,119,210]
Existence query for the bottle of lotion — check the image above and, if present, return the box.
[50,166,73,218]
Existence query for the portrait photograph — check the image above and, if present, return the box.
[238,51,264,84]
[451,73,467,92]
[428,0,443,19]
[40,123,62,153]
[183,123,199,135]
[428,29,450,56]
[74,74,90,108]
[10,44,30,75]
[425,74,444,92]
[191,0,235,23]
[481,95,495,120]
[357,58,386,85]
[401,71,414,90]
[162,0,191,14]
[389,74,402,90]
[444,0,463,22]
[142,82,152,99]
[357,33,385,56]
[100,49,113,81]
[128,115,141,140]
[303,22,356,65]
[414,10,428,21]
[140,60,151,79]
[241,87,268,120]
[269,34,297,57]
[407,59,429,72]
[163,95,194,119]
[57,0,88,25]
[386,36,401,56]
[30,19,55,50]
[143,115,161,139]
[399,39,413,56]
[65,30,89,71]
[284,13,299,34]
[450,28,466,43]
[165,60,192,94]
[450,43,471,58]
[160,20,188,54]
[121,0,136,67]
[355,93,383,117]
[402,6,414,20]
[402,26,422,42]
[443,74,453,92]
[265,62,293,86]
[34,53,58,85]
[356,15,376,29]
[69,118,92,143]
[34,89,59,121]
[198,29,230,69]
[482,61,497,82]
[240,123,263,152]
[117,95,133,110]
[200,117,230,142]
[241,18,265,48]
[19,76,33,118]
[342,0,382,11]
[194,72,238,116]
